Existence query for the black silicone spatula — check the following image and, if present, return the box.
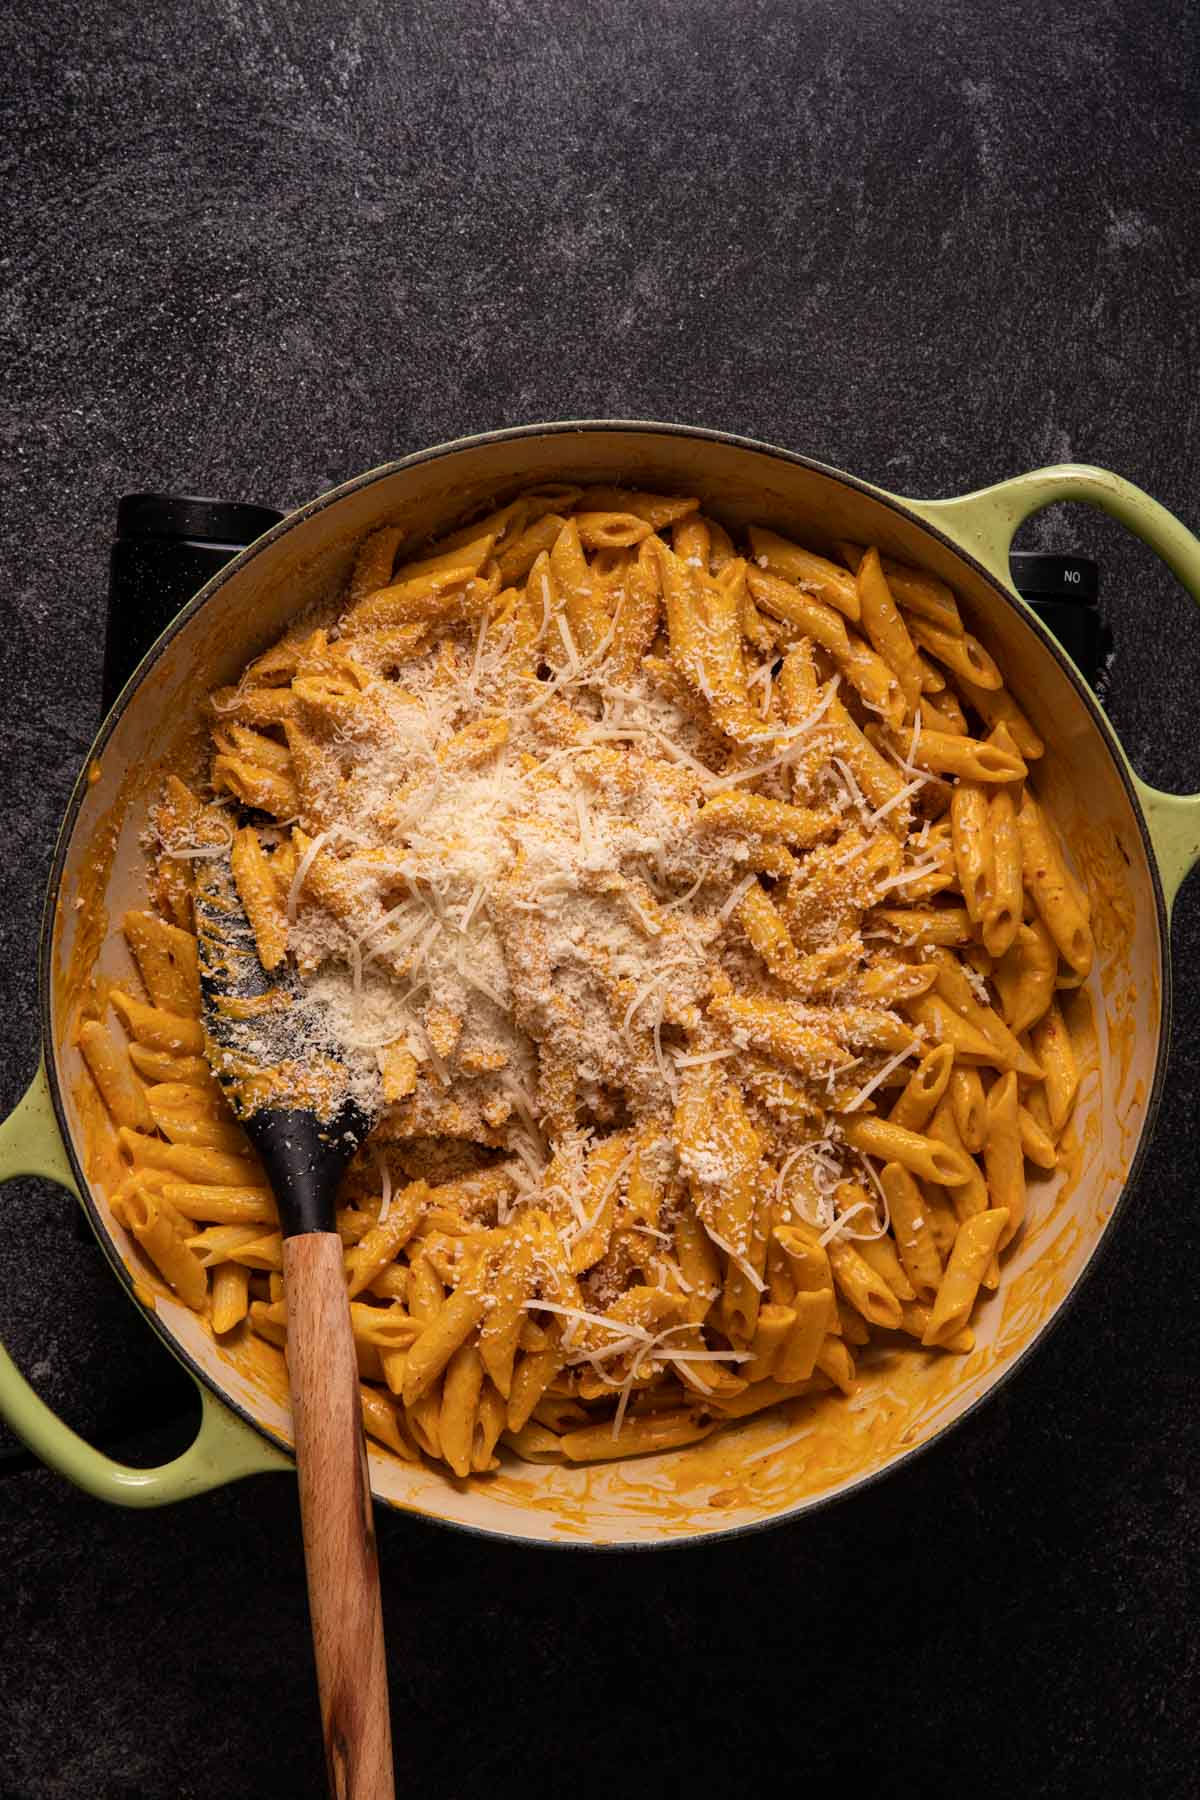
[193,855,395,1800]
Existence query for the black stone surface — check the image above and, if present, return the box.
[1,2,1198,1795]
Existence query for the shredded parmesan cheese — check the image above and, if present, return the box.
[374,1149,394,1225]
[715,873,758,925]
[701,1222,766,1293]
[151,482,1061,1479]
[840,1040,920,1113]
[286,828,339,923]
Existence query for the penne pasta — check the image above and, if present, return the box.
[993,916,1059,1035]
[879,1162,944,1304]
[122,911,202,1015]
[88,481,1096,1477]
[908,616,1003,690]
[889,1044,955,1132]
[983,1072,1026,1248]
[855,548,924,715]
[905,728,1026,784]
[839,1116,974,1187]
[78,1019,155,1133]
[950,782,994,925]
[746,526,861,619]
[210,1261,251,1334]
[1031,998,1080,1134]
[923,1208,1008,1346]
[982,729,1025,959]
[1016,793,1094,983]
[123,1182,209,1311]
[948,1065,987,1154]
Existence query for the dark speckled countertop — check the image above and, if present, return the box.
[1,3,1198,1796]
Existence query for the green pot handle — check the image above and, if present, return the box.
[903,462,1200,912]
[0,1061,290,1505]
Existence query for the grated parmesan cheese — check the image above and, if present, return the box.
[171,488,1024,1465]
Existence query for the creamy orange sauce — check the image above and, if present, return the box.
[478,798,1158,1540]
[51,546,1164,1543]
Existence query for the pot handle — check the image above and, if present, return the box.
[0,1062,290,1505]
[904,462,1200,912]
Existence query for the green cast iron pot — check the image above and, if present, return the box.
[2,422,1199,1548]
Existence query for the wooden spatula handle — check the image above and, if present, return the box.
[283,1232,395,1800]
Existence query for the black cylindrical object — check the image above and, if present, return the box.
[1009,551,1110,689]
[103,494,285,711]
